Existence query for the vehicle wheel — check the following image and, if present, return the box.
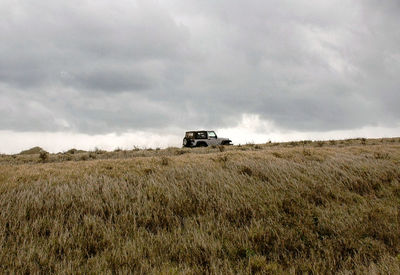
[183,138,192,147]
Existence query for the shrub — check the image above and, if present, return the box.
[316,141,324,147]
[67,148,78,154]
[93,147,106,154]
[39,150,49,162]
[361,138,367,145]
[63,153,73,161]
[80,154,89,161]
[89,152,97,159]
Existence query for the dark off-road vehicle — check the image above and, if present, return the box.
[183,130,232,147]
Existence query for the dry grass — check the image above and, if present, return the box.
[0,138,400,273]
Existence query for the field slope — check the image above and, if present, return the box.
[0,138,400,274]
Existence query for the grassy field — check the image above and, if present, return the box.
[0,138,399,274]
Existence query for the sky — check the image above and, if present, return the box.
[0,0,399,153]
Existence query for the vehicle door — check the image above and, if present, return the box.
[207,131,218,146]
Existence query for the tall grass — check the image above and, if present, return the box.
[0,138,399,273]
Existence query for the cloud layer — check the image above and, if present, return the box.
[0,0,399,136]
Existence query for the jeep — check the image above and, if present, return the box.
[183,130,232,147]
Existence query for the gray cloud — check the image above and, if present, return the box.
[0,0,399,134]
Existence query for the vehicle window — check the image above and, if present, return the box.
[195,131,207,139]
[185,132,194,138]
[208,131,217,138]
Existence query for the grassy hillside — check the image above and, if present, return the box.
[0,138,399,274]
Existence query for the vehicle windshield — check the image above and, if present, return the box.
[208,131,217,138]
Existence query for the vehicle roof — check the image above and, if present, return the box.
[186,130,215,133]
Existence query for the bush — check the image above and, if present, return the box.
[63,154,73,161]
[80,154,89,161]
[316,141,324,147]
[39,150,49,162]
[89,152,97,159]
[361,138,367,145]
[66,148,78,154]
[94,147,106,154]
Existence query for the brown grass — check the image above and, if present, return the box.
[0,138,399,273]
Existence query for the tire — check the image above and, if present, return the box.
[183,138,193,147]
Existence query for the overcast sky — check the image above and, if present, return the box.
[0,0,399,153]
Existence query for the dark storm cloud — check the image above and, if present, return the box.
[69,69,153,92]
[0,0,399,134]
